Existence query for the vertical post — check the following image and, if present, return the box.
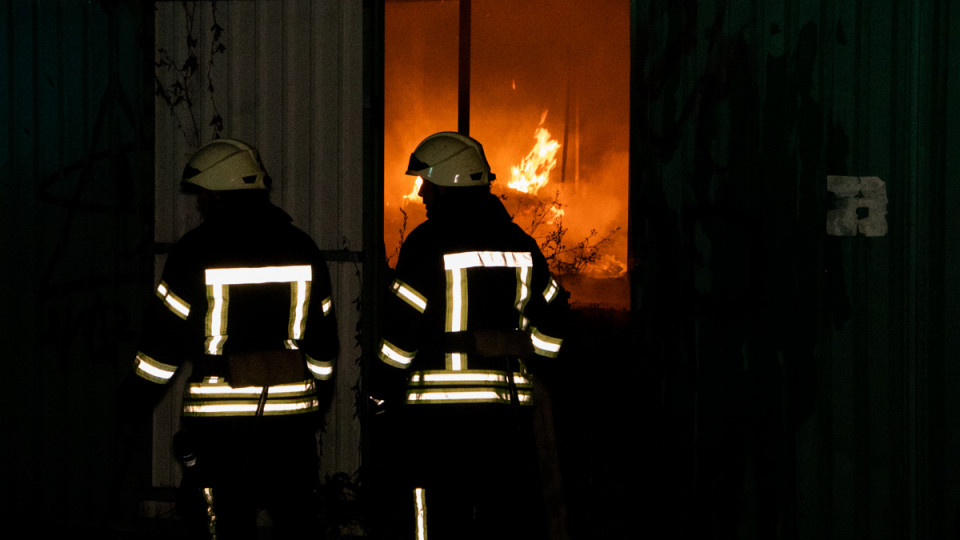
[458,0,471,135]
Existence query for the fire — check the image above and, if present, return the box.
[508,126,561,195]
[403,176,423,203]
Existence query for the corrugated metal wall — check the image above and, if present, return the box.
[152,0,367,491]
[0,0,155,532]
[627,1,959,539]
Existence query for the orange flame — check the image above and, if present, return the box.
[508,126,561,195]
[403,176,423,203]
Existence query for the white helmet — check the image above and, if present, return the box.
[181,138,269,191]
[406,131,495,187]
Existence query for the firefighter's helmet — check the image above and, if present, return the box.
[181,138,270,191]
[406,131,495,187]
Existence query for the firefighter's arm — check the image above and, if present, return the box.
[524,251,570,366]
[300,254,338,384]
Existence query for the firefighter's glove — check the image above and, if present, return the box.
[473,329,534,359]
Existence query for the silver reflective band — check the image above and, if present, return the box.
[414,487,428,540]
[307,357,333,379]
[380,340,416,367]
[205,265,312,285]
[322,296,333,315]
[135,352,177,382]
[157,281,190,319]
[407,389,533,404]
[183,400,319,415]
[543,278,559,303]
[391,279,427,313]
[188,380,314,395]
[409,371,530,385]
[204,265,313,355]
[443,251,533,270]
[531,327,562,357]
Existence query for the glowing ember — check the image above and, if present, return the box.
[508,126,561,195]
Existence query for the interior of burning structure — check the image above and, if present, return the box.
[384,0,631,310]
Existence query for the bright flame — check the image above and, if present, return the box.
[509,126,561,195]
[403,176,423,203]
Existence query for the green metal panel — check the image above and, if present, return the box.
[0,0,154,532]
[629,1,959,538]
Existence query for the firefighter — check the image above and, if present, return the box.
[118,138,338,539]
[374,132,567,540]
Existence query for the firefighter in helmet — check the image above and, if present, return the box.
[374,132,567,540]
[119,138,338,539]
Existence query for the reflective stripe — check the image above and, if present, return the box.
[157,281,190,319]
[284,339,299,350]
[182,399,320,416]
[183,377,320,417]
[409,370,531,386]
[205,281,229,354]
[543,277,559,303]
[414,487,428,540]
[406,388,534,405]
[445,268,468,333]
[205,265,312,285]
[306,354,333,380]
[443,251,533,270]
[187,380,315,396]
[530,327,563,357]
[445,351,465,371]
[379,339,416,368]
[391,279,427,313]
[134,352,177,384]
[289,279,310,339]
[515,266,532,329]
[203,265,314,355]
[321,296,333,316]
[406,369,534,405]
[205,334,226,356]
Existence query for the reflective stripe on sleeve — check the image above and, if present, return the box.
[391,279,427,313]
[157,281,190,319]
[306,354,334,380]
[543,277,560,304]
[379,339,416,368]
[530,327,563,358]
[134,352,177,384]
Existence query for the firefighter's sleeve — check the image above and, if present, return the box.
[132,247,201,387]
[524,249,569,361]
[299,253,339,383]
[372,245,429,404]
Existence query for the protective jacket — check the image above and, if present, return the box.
[378,190,565,407]
[133,197,338,418]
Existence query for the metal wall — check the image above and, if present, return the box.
[0,0,155,532]
[627,1,959,539]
